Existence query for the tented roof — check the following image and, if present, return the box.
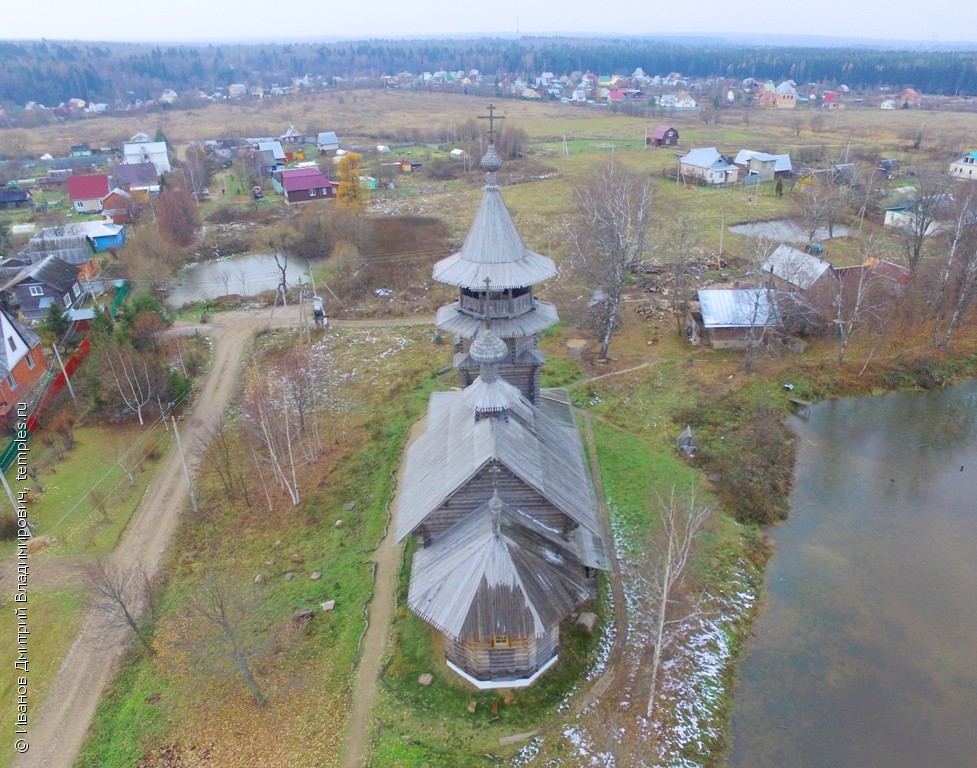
[433,185,557,290]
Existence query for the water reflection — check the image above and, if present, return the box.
[164,254,311,307]
[729,382,977,768]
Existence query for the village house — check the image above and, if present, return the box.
[67,174,110,214]
[317,131,340,155]
[122,134,171,176]
[757,80,797,108]
[949,151,977,179]
[100,188,138,223]
[835,257,910,303]
[679,148,739,185]
[733,150,793,180]
[760,244,837,332]
[0,309,47,419]
[275,167,339,204]
[0,189,33,211]
[18,222,118,280]
[2,255,84,321]
[396,127,607,688]
[761,244,835,293]
[647,125,679,147]
[659,92,697,110]
[110,161,160,199]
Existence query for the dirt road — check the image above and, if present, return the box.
[339,417,426,768]
[9,307,439,768]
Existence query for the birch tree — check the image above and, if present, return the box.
[742,238,782,373]
[894,164,955,278]
[931,190,977,349]
[243,363,302,507]
[105,345,156,425]
[646,485,712,721]
[832,239,898,364]
[566,159,653,360]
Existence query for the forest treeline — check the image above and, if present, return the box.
[2,36,976,107]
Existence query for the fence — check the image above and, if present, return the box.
[0,338,92,473]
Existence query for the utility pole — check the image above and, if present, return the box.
[0,472,20,522]
[719,214,725,264]
[52,344,77,404]
[171,416,199,515]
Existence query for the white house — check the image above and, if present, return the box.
[949,151,977,180]
[679,148,739,185]
[317,131,340,155]
[734,150,793,179]
[122,137,171,175]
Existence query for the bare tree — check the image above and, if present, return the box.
[85,558,161,655]
[193,581,267,707]
[798,178,847,244]
[931,190,977,349]
[650,214,700,336]
[243,363,302,507]
[90,489,111,522]
[740,239,783,373]
[832,239,898,364]
[646,485,712,721]
[219,268,232,296]
[195,414,252,506]
[565,159,653,360]
[105,346,156,425]
[892,164,955,277]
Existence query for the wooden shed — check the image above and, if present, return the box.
[648,124,679,147]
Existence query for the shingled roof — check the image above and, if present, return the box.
[432,143,556,290]
[1,254,79,293]
[408,496,594,641]
[395,389,604,552]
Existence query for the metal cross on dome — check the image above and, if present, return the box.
[478,103,505,141]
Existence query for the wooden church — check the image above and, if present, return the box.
[395,111,608,689]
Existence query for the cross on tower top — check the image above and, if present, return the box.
[478,104,505,141]
[488,463,503,486]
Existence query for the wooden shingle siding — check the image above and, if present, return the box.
[426,474,568,539]
[445,626,559,680]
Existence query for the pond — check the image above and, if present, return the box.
[164,254,311,307]
[729,382,977,768]
[728,219,850,244]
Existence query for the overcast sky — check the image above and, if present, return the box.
[3,0,974,46]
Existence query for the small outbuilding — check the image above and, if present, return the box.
[648,125,679,147]
[692,288,783,349]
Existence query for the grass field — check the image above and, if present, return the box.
[0,422,169,558]
[0,588,86,768]
[75,325,452,768]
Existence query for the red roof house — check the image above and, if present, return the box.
[648,124,679,147]
[280,167,339,205]
[67,174,110,214]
